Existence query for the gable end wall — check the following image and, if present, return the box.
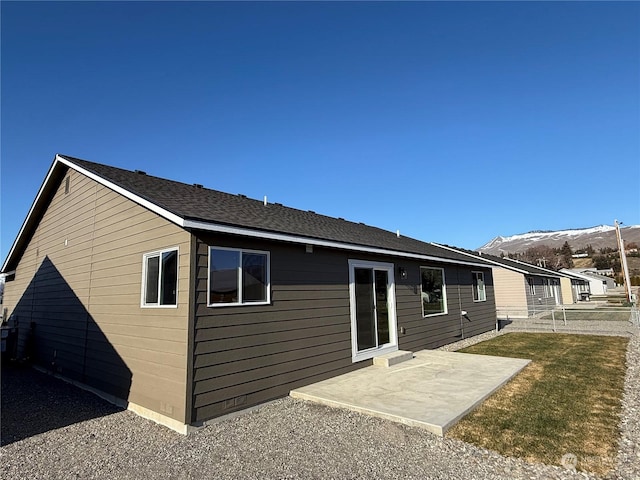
[2,168,191,425]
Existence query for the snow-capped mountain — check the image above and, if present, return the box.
[478,225,640,255]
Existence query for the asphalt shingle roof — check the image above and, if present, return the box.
[436,243,566,277]
[60,155,489,265]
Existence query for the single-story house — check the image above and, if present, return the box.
[433,246,578,318]
[1,154,498,433]
[558,270,592,303]
[560,269,613,295]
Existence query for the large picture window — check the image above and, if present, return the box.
[420,267,447,316]
[208,247,270,306]
[472,271,487,302]
[142,248,178,307]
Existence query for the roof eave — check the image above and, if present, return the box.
[184,219,492,267]
[3,154,495,272]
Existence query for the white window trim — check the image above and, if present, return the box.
[207,246,271,307]
[348,259,398,363]
[527,277,536,295]
[420,266,448,317]
[141,247,179,308]
[542,278,555,298]
[472,271,487,302]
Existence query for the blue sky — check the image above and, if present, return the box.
[2,1,639,262]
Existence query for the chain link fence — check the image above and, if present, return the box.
[496,304,640,336]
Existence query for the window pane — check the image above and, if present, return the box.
[354,268,376,350]
[242,253,267,302]
[145,255,160,304]
[478,274,486,301]
[160,250,178,305]
[473,273,479,301]
[210,249,240,304]
[421,267,445,315]
[374,269,390,346]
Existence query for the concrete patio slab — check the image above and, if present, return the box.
[290,350,530,436]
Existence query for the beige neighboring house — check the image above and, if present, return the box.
[434,246,587,318]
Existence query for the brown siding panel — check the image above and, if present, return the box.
[2,168,191,423]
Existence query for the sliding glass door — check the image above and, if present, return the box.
[349,260,397,361]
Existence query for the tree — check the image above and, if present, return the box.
[560,241,574,268]
[592,255,611,270]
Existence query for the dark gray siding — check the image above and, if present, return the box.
[191,233,497,424]
[191,234,360,423]
[395,261,496,352]
[525,275,561,313]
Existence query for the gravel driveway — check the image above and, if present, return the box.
[2,332,638,480]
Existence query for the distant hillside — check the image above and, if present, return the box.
[477,225,640,255]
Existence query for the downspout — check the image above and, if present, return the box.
[456,267,464,339]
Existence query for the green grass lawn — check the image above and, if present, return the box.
[541,310,632,322]
[448,333,628,475]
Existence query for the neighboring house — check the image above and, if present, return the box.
[557,270,592,303]
[561,269,613,295]
[579,267,615,277]
[434,246,573,318]
[1,154,498,433]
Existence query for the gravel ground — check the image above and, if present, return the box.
[2,328,638,480]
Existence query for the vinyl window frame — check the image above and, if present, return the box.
[420,266,448,317]
[472,271,487,302]
[527,277,536,295]
[141,247,179,308]
[207,246,271,307]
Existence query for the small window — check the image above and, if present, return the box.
[472,271,486,302]
[527,277,535,295]
[541,278,549,298]
[542,278,556,298]
[208,247,270,306]
[420,266,447,316]
[142,248,178,307]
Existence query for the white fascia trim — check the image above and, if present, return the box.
[429,243,524,272]
[507,258,564,278]
[433,243,563,279]
[1,159,61,272]
[56,155,186,227]
[3,155,491,271]
[184,219,491,267]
